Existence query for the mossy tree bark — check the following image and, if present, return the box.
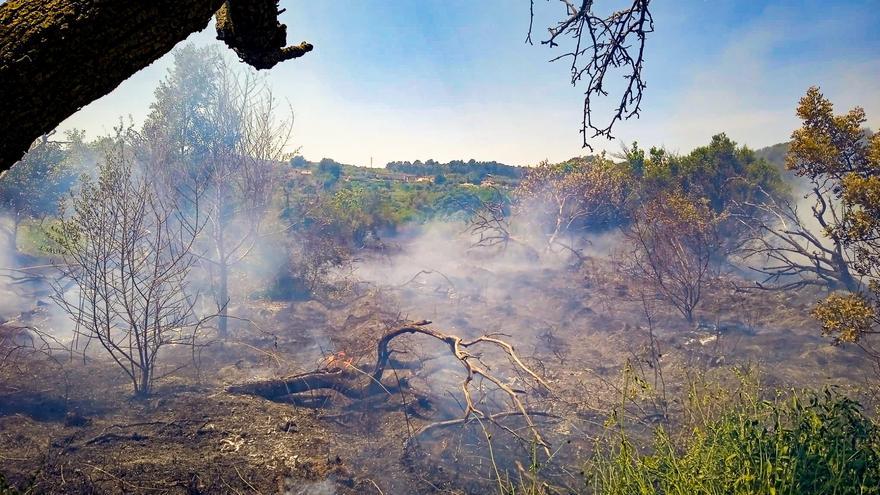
[0,0,311,175]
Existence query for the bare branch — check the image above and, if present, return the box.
[530,0,654,149]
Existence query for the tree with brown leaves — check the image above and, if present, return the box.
[516,156,632,252]
[624,192,721,323]
[775,87,880,361]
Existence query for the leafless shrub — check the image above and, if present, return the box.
[49,142,210,397]
[464,191,539,260]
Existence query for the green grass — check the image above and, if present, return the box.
[588,388,880,495]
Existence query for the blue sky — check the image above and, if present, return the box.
[58,0,880,167]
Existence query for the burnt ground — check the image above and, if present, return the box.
[0,247,875,494]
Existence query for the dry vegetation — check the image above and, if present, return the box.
[0,45,878,494]
[1,243,873,494]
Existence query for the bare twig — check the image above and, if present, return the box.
[529,0,654,149]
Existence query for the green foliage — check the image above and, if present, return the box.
[675,133,785,213]
[317,158,343,186]
[13,219,58,256]
[283,164,502,249]
[289,155,308,168]
[0,133,78,247]
[624,141,646,178]
[588,389,880,495]
[616,134,788,258]
[386,158,523,179]
[142,44,220,169]
[326,186,397,242]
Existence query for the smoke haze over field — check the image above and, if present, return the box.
[1,2,879,490]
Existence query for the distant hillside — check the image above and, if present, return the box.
[754,141,789,170]
[755,128,874,187]
[385,159,524,180]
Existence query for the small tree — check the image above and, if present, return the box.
[624,192,720,323]
[741,88,870,292]
[779,88,880,361]
[141,45,289,338]
[51,142,204,397]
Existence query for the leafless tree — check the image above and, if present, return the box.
[736,188,860,292]
[142,55,292,337]
[529,0,654,150]
[50,141,208,397]
[229,320,554,456]
[463,191,521,248]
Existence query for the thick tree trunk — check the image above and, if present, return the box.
[0,0,225,173]
[832,249,860,292]
[0,0,311,174]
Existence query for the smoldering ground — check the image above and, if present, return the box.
[0,161,875,494]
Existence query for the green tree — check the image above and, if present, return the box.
[317,158,343,187]
[784,87,880,358]
[0,132,73,249]
[677,133,784,214]
[679,134,786,257]
[289,155,308,169]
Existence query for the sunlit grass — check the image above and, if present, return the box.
[587,388,880,495]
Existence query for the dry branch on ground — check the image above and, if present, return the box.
[228,320,554,454]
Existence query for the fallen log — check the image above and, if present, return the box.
[228,320,554,453]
